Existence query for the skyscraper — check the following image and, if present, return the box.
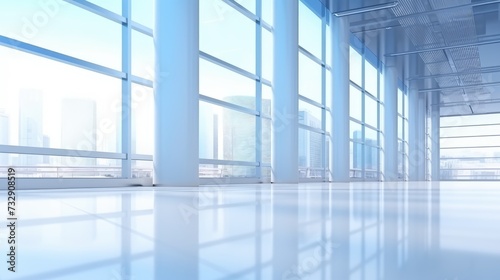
[0,109,9,165]
[61,98,97,167]
[19,90,44,166]
[298,111,323,178]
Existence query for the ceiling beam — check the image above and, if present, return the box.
[350,0,500,31]
[408,66,500,80]
[386,38,500,57]
[419,81,500,93]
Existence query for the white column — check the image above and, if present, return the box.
[384,56,399,181]
[331,16,350,182]
[154,0,199,186]
[409,58,427,181]
[431,92,440,180]
[273,0,299,184]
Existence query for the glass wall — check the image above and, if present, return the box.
[298,0,331,180]
[349,37,382,180]
[440,113,500,180]
[198,0,272,181]
[0,0,154,178]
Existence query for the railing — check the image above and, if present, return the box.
[0,166,153,178]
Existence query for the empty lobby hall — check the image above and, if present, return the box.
[1,0,500,279]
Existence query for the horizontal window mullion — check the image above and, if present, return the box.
[200,159,259,167]
[441,157,500,160]
[200,51,258,81]
[0,145,126,160]
[261,78,272,86]
[0,35,125,79]
[299,95,325,109]
[299,46,324,66]
[200,95,259,116]
[131,21,153,37]
[130,154,153,161]
[131,76,153,88]
[261,21,273,32]
[223,0,258,22]
[298,124,325,134]
[64,0,126,24]
[441,123,500,129]
[441,145,500,149]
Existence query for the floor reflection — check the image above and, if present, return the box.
[1,182,500,279]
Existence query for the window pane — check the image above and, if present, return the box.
[262,29,273,81]
[441,147,500,158]
[87,0,121,14]
[326,69,332,108]
[262,0,274,25]
[200,59,256,110]
[441,136,500,149]
[398,117,403,139]
[379,66,385,103]
[132,30,154,80]
[299,53,322,102]
[350,47,362,86]
[235,0,255,14]
[262,118,272,164]
[350,85,362,121]
[398,89,404,115]
[365,146,378,173]
[299,101,322,129]
[404,93,409,117]
[200,0,256,73]
[364,60,378,95]
[0,1,121,69]
[131,84,154,155]
[132,0,154,28]
[199,101,256,162]
[352,142,363,170]
[365,95,378,128]
[0,47,121,156]
[262,85,273,116]
[365,127,378,146]
[299,128,323,178]
[299,1,322,58]
[350,121,362,141]
[441,125,500,137]
[441,113,500,127]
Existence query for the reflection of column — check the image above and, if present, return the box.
[384,32,399,181]
[384,182,399,280]
[273,187,299,279]
[430,182,440,252]
[121,194,131,279]
[331,184,350,279]
[154,191,198,279]
[154,0,199,186]
[331,16,350,182]
[273,0,298,183]
[407,182,429,268]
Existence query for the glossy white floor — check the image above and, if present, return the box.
[1,181,500,280]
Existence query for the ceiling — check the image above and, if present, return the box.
[324,0,500,116]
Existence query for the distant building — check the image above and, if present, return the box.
[19,90,44,166]
[61,98,97,168]
[299,111,323,178]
